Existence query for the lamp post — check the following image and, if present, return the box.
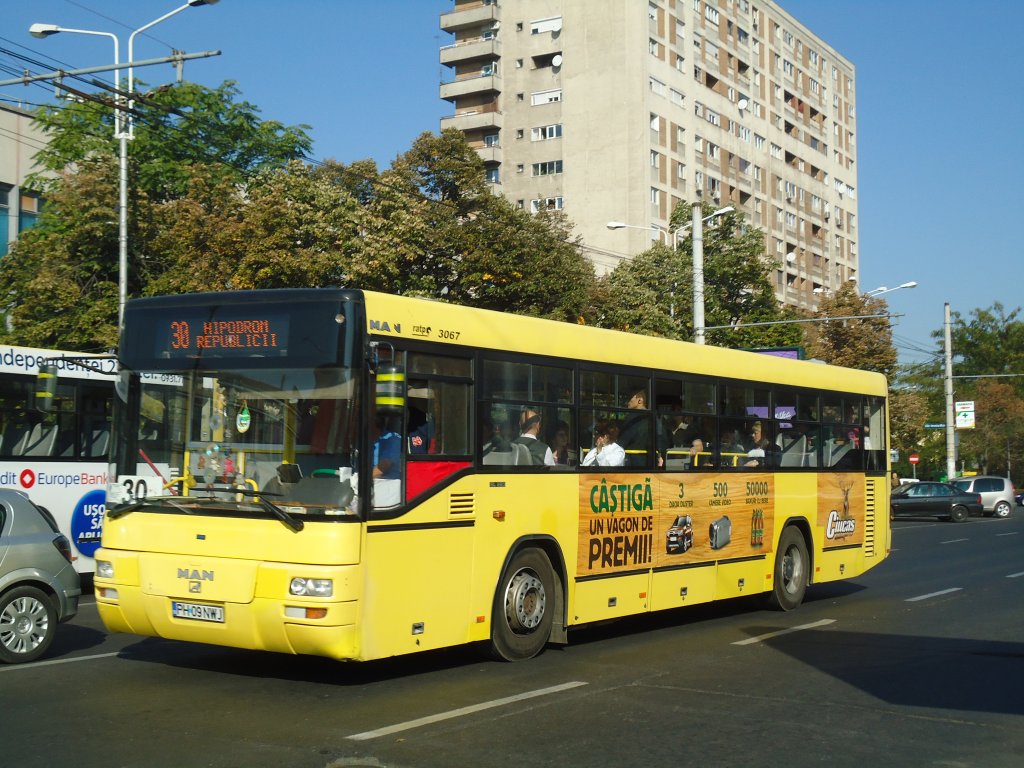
[607,204,733,342]
[864,281,918,297]
[31,0,219,331]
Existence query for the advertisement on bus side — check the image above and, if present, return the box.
[576,472,866,577]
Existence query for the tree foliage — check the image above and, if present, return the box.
[597,203,802,350]
[804,282,897,376]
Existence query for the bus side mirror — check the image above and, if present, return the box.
[34,364,58,413]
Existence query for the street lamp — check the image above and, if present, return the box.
[31,0,220,330]
[864,281,918,297]
[605,221,667,243]
[607,204,733,343]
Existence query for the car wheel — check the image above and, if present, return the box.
[768,527,808,611]
[489,548,555,662]
[950,505,968,523]
[993,500,1011,519]
[0,586,58,664]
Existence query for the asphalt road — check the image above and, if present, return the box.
[3,511,1022,768]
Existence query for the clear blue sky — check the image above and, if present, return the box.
[3,0,1022,365]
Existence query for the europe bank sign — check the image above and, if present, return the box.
[2,464,108,563]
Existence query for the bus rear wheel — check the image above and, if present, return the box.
[768,527,808,611]
[490,548,555,662]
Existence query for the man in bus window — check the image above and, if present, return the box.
[514,409,555,466]
[620,388,667,467]
[372,414,402,479]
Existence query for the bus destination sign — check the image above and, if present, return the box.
[163,316,290,357]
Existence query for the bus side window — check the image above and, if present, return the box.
[405,354,473,500]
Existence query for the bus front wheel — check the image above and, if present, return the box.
[490,548,555,662]
[768,527,808,611]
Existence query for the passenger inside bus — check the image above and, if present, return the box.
[514,409,555,466]
[580,420,624,468]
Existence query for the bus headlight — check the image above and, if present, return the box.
[96,560,114,579]
[289,577,333,597]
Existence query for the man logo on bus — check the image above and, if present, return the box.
[19,468,35,488]
[369,319,401,334]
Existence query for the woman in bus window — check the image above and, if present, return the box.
[581,420,624,468]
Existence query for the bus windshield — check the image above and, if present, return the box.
[115,365,360,518]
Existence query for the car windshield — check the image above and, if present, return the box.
[950,480,970,491]
[114,366,360,518]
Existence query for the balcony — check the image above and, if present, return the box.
[440,4,498,33]
[441,109,504,133]
[475,145,501,164]
[440,38,500,66]
[440,73,501,102]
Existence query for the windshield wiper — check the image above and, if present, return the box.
[231,487,304,532]
[107,495,194,520]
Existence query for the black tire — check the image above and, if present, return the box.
[490,548,555,662]
[0,586,57,664]
[993,501,1011,519]
[768,527,809,611]
[950,504,968,523]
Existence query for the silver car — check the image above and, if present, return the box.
[950,476,1016,519]
[0,488,81,663]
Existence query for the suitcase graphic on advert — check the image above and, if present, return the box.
[709,515,732,550]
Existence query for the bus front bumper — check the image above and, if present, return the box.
[95,584,362,660]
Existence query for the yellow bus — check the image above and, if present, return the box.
[95,289,890,662]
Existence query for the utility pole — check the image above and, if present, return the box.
[944,302,956,481]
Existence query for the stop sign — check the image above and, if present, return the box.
[909,454,920,465]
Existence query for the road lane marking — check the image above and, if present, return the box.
[905,588,962,602]
[346,681,588,741]
[731,619,836,646]
[0,651,120,672]
[996,532,1019,537]
[939,538,969,544]
[1007,572,1024,579]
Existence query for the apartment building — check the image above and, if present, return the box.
[0,103,47,257]
[439,0,858,309]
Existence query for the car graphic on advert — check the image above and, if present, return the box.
[666,514,694,554]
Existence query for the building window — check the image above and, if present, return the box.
[649,77,666,96]
[531,123,563,141]
[531,89,562,105]
[531,17,563,35]
[485,168,500,184]
[532,160,563,176]
[484,133,499,147]
[18,192,41,235]
[531,196,564,213]
[0,184,9,257]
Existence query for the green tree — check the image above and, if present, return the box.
[954,379,1024,477]
[805,282,897,376]
[0,81,313,350]
[947,304,1024,397]
[30,81,312,200]
[340,130,596,322]
[597,202,802,349]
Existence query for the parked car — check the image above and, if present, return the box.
[950,476,1016,518]
[890,481,983,523]
[0,489,81,663]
